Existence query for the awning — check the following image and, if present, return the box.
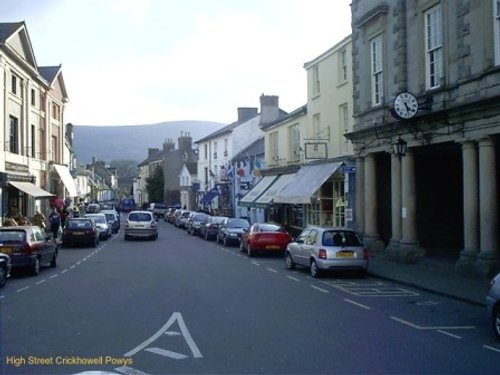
[8,181,55,199]
[200,187,219,204]
[254,173,296,208]
[274,162,341,204]
[239,175,278,207]
[53,164,78,197]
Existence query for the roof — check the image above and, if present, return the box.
[260,105,307,131]
[232,137,264,161]
[38,65,61,84]
[0,22,23,44]
[194,120,242,144]
[185,162,197,175]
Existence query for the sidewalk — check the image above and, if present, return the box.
[367,255,491,306]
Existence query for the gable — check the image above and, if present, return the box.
[2,23,37,71]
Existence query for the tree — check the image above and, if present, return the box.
[146,166,164,203]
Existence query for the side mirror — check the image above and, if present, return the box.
[295,238,304,244]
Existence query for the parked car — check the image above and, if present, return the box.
[216,218,250,246]
[0,252,11,287]
[124,210,158,240]
[0,226,58,276]
[186,212,209,236]
[240,223,293,257]
[175,210,192,229]
[148,203,169,220]
[199,216,227,241]
[285,226,368,278]
[164,207,177,223]
[84,213,111,240]
[101,209,120,233]
[85,203,100,214]
[487,272,500,341]
[62,218,100,248]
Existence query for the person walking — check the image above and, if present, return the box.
[48,209,61,241]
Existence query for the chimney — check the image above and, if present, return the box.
[260,94,279,125]
[163,138,175,152]
[178,131,193,158]
[237,107,258,123]
[148,148,159,157]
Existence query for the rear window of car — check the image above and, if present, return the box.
[193,214,208,221]
[67,220,93,228]
[86,215,106,224]
[129,212,153,222]
[253,224,283,232]
[0,231,26,243]
[322,231,362,247]
[227,219,249,228]
[104,214,115,221]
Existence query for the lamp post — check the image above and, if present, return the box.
[393,137,408,159]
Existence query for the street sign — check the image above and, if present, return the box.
[339,166,357,173]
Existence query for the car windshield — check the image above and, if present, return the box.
[193,214,208,221]
[129,213,152,222]
[87,215,106,224]
[0,231,26,243]
[227,219,249,228]
[104,214,115,221]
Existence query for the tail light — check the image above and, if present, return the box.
[319,249,327,259]
[21,243,35,255]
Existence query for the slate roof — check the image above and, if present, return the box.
[232,137,264,161]
[38,65,61,84]
[0,22,23,44]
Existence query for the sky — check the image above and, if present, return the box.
[1,0,352,126]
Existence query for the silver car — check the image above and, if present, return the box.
[285,226,368,278]
[486,272,500,341]
[124,210,158,240]
[84,213,111,240]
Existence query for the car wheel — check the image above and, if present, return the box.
[310,259,321,278]
[205,232,209,241]
[31,257,40,276]
[223,236,227,247]
[0,268,7,288]
[239,240,245,252]
[285,252,295,270]
[493,306,500,341]
[50,253,57,268]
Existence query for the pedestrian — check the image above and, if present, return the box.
[48,209,61,241]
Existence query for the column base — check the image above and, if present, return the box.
[362,235,385,256]
[476,253,500,279]
[455,249,481,277]
[383,241,425,264]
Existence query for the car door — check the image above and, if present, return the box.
[32,227,49,263]
[292,228,311,266]
[304,229,319,262]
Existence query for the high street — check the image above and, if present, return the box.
[1,220,499,374]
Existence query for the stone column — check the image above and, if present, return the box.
[355,157,365,234]
[456,141,479,273]
[390,153,402,245]
[400,149,422,260]
[477,137,500,276]
[364,154,378,240]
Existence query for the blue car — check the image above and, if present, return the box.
[487,272,500,341]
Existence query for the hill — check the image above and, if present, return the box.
[73,120,225,164]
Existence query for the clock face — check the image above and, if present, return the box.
[392,92,419,119]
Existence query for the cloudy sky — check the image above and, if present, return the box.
[2,0,352,126]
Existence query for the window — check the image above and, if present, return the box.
[370,34,383,106]
[31,125,36,158]
[425,5,443,89]
[52,103,61,120]
[494,0,500,65]
[224,138,228,156]
[340,48,348,83]
[11,74,17,95]
[312,65,320,96]
[340,103,349,152]
[31,89,36,106]
[51,135,58,162]
[270,132,279,162]
[204,144,208,159]
[213,141,218,158]
[289,124,300,161]
[313,113,321,138]
[9,116,19,154]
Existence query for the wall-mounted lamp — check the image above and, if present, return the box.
[393,137,408,159]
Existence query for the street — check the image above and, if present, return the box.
[1,220,499,375]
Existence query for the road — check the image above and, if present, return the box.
[1,219,499,374]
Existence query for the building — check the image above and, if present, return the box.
[0,22,75,222]
[347,0,500,276]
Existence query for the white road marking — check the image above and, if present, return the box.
[61,269,68,274]
[344,299,372,310]
[124,312,202,359]
[483,345,500,353]
[16,286,29,293]
[311,285,329,294]
[0,295,5,299]
[438,330,462,339]
[390,316,475,330]
[286,276,300,282]
[36,279,47,285]
[267,267,278,273]
[251,261,260,266]
[50,274,58,279]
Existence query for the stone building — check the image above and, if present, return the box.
[347,0,500,276]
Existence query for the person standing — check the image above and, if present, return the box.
[48,209,61,241]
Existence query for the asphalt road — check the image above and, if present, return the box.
[1,220,499,375]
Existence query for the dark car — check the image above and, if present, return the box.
[217,218,250,246]
[199,216,227,241]
[0,252,11,287]
[487,272,500,341]
[240,223,293,257]
[62,218,100,248]
[186,212,209,236]
[0,226,58,276]
[101,209,120,234]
